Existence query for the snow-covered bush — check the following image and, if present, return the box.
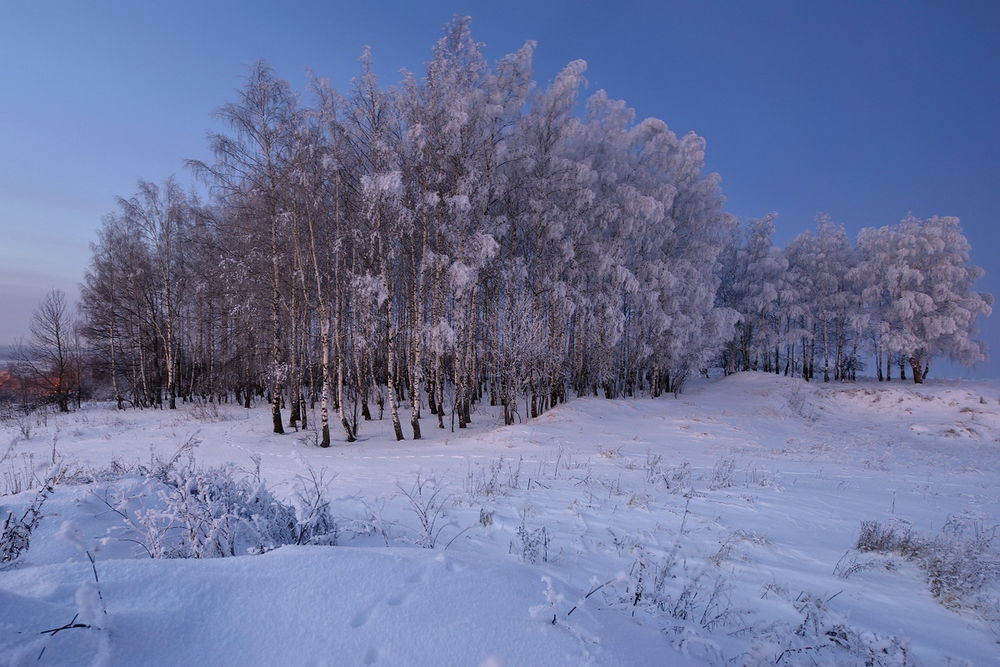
[513,509,549,564]
[101,434,200,484]
[463,456,523,500]
[1,452,39,495]
[856,519,922,557]
[924,516,998,610]
[12,411,33,441]
[662,461,694,494]
[291,467,338,546]
[139,462,298,558]
[189,401,229,423]
[98,452,338,558]
[710,456,736,490]
[854,517,999,621]
[397,476,450,549]
[748,590,913,666]
[1,464,61,566]
[743,464,779,488]
[613,547,740,632]
[635,452,693,494]
[333,496,390,545]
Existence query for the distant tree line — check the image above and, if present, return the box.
[718,213,991,384]
[8,19,987,438]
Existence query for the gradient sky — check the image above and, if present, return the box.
[1,1,998,376]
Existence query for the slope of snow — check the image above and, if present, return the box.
[2,373,998,665]
[1,546,671,666]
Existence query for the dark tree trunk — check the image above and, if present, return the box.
[909,356,925,384]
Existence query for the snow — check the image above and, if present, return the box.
[2,373,999,665]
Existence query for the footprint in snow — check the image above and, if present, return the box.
[434,553,463,573]
[350,607,372,628]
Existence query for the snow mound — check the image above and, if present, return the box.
[818,381,1000,443]
[0,546,666,666]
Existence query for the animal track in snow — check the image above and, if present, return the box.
[350,607,372,628]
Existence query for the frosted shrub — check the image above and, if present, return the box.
[924,518,998,610]
[397,476,450,549]
[189,401,227,423]
[2,452,39,495]
[853,517,999,621]
[710,456,736,490]
[103,434,200,484]
[617,547,674,614]
[610,547,741,634]
[744,464,779,488]
[639,452,693,494]
[1,464,61,565]
[463,457,522,500]
[292,467,338,546]
[752,591,913,666]
[513,509,549,564]
[856,520,922,558]
[663,461,694,494]
[12,411,33,440]
[97,452,338,558]
[138,463,297,558]
[342,498,391,546]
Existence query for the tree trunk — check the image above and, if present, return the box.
[270,217,285,435]
[909,355,925,384]
[385,289,405,441]
[409,278,422,440]
[822,321,830,382]
[318,310,332,447]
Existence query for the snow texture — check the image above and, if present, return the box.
[2,373,999,665]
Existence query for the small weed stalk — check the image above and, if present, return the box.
[1,464,62,565]
[397,477,450,548]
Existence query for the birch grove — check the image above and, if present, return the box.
[73,18,991,437]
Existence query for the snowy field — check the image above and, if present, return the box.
[1,373,999,666]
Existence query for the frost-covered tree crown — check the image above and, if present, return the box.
[720,213,992,383]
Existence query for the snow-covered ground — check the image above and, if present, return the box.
[1,373,998,665]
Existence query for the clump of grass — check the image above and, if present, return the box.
[853,518,999,617]
[855,520,923,559]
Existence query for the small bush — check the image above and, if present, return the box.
[463,457,522,500]
[513,509,549,564]
[1,465,61,565]
[710,456,736,490]
[856,520,923,559]
[637,452,693,494]
[740,587,915,666]
[292,466,338,545]
[98,445,338,559]
[853,518,999,618]
[190,401,228,423]
[744,464,779,488]
[397,476,449,549]
[610,547,742,634]
[2,453,40,496]
[145,463,298,558]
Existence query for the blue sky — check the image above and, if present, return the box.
[1,1,998,376]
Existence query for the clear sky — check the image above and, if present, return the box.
[1,1,998,376]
